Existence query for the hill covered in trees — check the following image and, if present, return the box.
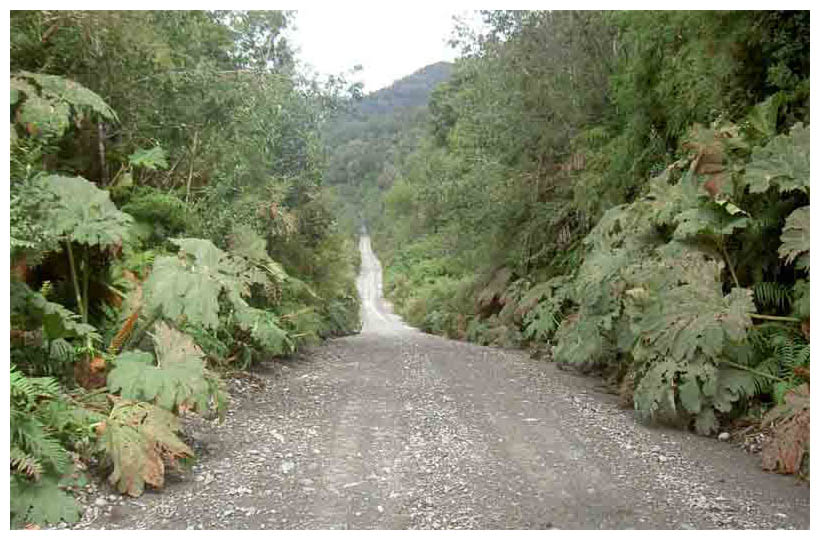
[355,61,454,115]
[337,11,811,478]
[323,61,453,233]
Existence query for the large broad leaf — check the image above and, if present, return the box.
[778,206,809,269]
[144,238,269,329]
[634,358,680,420]
[16,71,117,122]
[96,399,191,497]
[673,201,749,241]
[10,476,81,527]
[144,255,223,329]
[630,255,755,364]
[745,92,786,140]
[12,72,117,144]
[712,367,757,414]
[553,314,609,366]
[37,175,133,247]
[745,123,810,194]
[128,146,169,170]
[634,355,719,429]
[227,224,289,283]
[107,323,216,413]
[629,254,757,432]
[648,175,698,226]
[234,306,292,354]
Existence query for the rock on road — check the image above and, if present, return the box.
[80,235,809,530]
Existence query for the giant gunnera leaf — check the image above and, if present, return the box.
[36,175,133,247]
[10,476,81,527]
[630,254,757,433]
[107,323,222,414]
[96,398,192,497]
[631,258,754,364]
[144,238,268,329]
[12,71,117,141]
[745,123,809,195]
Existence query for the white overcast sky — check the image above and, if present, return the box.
[288,9,486,93]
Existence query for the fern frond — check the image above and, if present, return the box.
[10,446,44,479]
[10,367,62,402]
[10,412,71,475]
[47,338,74,365]
[753,282,792,312]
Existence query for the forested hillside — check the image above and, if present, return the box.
[339,11,811,476]
[9,11,361,527]
[323,61,453,233]
[355,62,453,115]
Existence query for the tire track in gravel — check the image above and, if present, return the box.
[71,235,809,530]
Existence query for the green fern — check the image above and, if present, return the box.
[521,277,573,342]
[9,367,99,527]
[746,323,809,404]
[753,281,792,313]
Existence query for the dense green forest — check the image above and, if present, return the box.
[331,11,810,476]
[9,11,362,527]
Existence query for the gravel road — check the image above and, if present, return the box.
[76,235,809,530]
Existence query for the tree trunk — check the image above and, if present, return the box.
[185,129,199,203]
[97,122,109,185]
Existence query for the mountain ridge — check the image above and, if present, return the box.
[355,61,453,115]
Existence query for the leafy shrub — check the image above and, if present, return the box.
[121,187,189,238]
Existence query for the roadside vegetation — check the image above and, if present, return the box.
[328,11,810,478]
[10,11,361,527]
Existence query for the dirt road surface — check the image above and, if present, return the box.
[76,235,809,529]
